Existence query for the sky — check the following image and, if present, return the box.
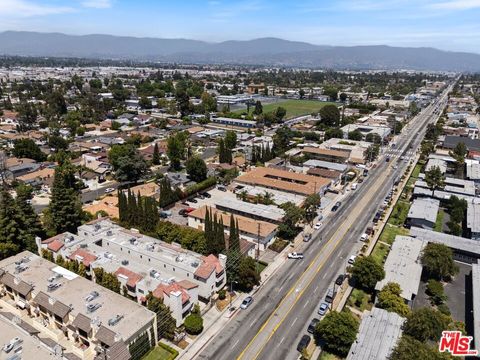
[1,0,480,53]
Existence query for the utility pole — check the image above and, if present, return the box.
[256,223,260,274]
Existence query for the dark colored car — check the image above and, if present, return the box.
[307,318,320,334]
[189,198,198,203]
[297,335,311,353]
[202,192,211,198]
[332,201,342,212]
[335,274,345,286]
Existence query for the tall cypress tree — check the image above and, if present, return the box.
[46,160,83,235]
[152,143,160,165]
[15,184,43,251]
[218,139,226,164]
[217,216,225,254]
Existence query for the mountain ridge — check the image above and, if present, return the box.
[0,31,478,71]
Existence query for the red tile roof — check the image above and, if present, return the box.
[177,279,198,290]
[152,283,190,304]
[68,249,97,267]
[114,267,143,287]
[194,254,223,279]
[47,239,64,253]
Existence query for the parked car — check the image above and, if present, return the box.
[178,209,187,216]
[318,302,329,316]
[104,187,115,194]
[181,201,189,206]
[325,288,337,303]
[288,252,304,259]
[189,198,198,203]
[360,233,369,242]
[202,192,211,198]
[197,193,205,199]
[335,274,345,286]
[297,335,311,353]
[307,318,320,334]
[313,222,322,230]
[218,186,227,192]
[332,201,342,212]
[351,183,358,190]
[2,338,22,353]
[240,296,253,309]
[303,233,312,242]
[348,255,357,265]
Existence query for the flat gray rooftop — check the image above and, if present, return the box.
[347,307,405,360]
[375,236,425,301]
[411,227,480,255]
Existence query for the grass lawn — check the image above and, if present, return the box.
[234,100,334,119]
[256,261,268,273]
[318,352,341,360]
[379,224,409,245]
[347,288,373,312]
[434,209,445,232]
[371,242,390,265]
[387,200,410,226]
[143,347,175,360]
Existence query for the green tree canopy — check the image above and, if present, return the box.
[390,335,452,360]
[319,105,340,127]
[424,165,445,191]
[350,256,385,290]
[376,282,410,317]
[314,309,359,357]
[421,243,458,281]
[186,156,207,183]
[403,307,451,343]
[12,138,46,162]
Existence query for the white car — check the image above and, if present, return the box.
[240,296,253,309]
[288,252,304,260]
[314,222,322,230]
[104,187,115,193]
[348,255,357,265]
[360,233,369,242]
[3,337,22,353]
[351,183,358,190]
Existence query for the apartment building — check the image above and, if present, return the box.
[39,219,226,325]
[0,251,157,360]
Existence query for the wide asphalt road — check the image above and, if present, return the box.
[196,84,453,360]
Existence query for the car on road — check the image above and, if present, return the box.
[307,318,320,333]
[240,296,253,309]
[386,156,391,162]
[104,187,115,194]
[325,288,337,303]
[360,233,369,242]
[2,338,22,353]
[331,201,342,212]
[318,302,329,316]
[297,335,311,353]
[313,222,322,230]
[348,255,357,265]
[287,252,304,259]
[335,274,346,286]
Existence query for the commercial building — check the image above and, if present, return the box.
[407,198,440,229]
[347,307,405,360]
[301,147,350,164]
[211,117,257,129]
[235,167,330,196]
[188,205,278,250]
[40,219,226,325]
[375,236,425,303]
[214,196,285,224]
[340,124,392,140]
[0,251,157,360]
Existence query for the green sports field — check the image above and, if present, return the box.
[234,99,334,120]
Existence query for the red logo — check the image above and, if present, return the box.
[439,331,478,356]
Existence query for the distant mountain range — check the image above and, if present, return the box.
[0,31,479,72]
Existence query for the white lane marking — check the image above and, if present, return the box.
[250,320,256,328]
[314,285,319,293]
[322,273,327,279]
[231,339,240,349]
[291,317,298,328]
[303,299,310,308]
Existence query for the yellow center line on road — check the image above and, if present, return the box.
[237,165,393,360]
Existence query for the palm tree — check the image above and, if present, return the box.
[262,191,274,205]
[238,190,248,202]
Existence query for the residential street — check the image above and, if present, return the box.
[195,85,452,360]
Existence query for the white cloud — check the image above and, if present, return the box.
[429,0,480,9]
[81,0,113,9]
[0,0,73,17]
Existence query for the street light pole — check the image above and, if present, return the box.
[229,280,237,309]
